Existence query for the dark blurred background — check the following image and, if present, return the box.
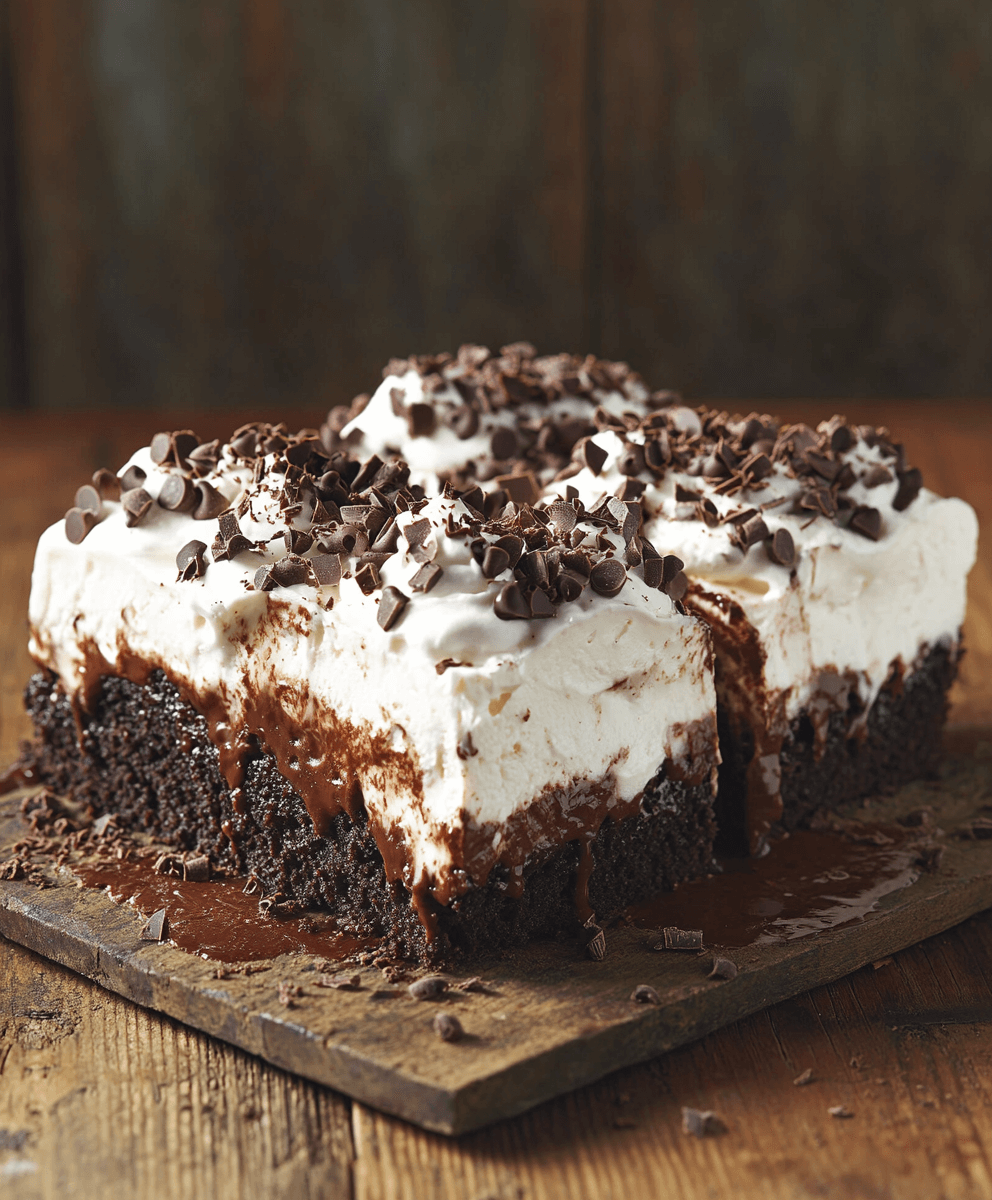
[0,0,990,414]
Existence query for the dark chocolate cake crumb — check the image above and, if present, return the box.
[433,1012,464,1042]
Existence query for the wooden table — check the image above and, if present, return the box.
[2,402,991,1199]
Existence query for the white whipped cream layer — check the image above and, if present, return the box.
[563,431,978,718]
[28,446,716,897]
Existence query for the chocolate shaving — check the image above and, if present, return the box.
[893,467,922,511]
[356,562,381,595]
[849,506,882,541]
[310,554,342,587]
[140,909,168,942]
[409,562,443,593]
[681,1108,725,1137]
[656,926,703,950]
[183,855,210,882]
[176,539,208,581]
[862,464,893,488]
[377,585,409,631]
[495,471,540,506]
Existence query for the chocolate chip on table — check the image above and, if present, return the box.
[409,562,443,593]
[377,585,409,631]
[493,580,532,620]
[157,473,197,513]
[121,487,154,527]
[92,467,121,500]
[849,505,882,541]
[183,855,210,882]
[64,507,98,544]
[408,976,448,1001]
[656,927,703,950]
[140,909,168,942]
[119,464,147,493]
[681,1107,725,1137]
[176,539,208,581]
[765,527,796,567]
[192,481,227,521]
[433,1012,464,1043]
[707,957,738,980]
[590,559,627,597]
[631,984,661,1005]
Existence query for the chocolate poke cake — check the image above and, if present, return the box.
[10,344,978,964]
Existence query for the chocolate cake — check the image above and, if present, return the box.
[9,344,978,962]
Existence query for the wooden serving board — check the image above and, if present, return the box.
[1,749,991,1137]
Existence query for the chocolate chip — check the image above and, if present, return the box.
[661,555,685,589]
[377,585,408,631]
[494,581,531,620]
[188,439,221,474]
[765,527,796,567]
[849,505,882,541]
[176,539,208,581]
[407,403,436,438]
[72,483,101,515]
[893,467,922,511]
[183,855,210,882]
[121,487,154,527]
[356,562,381,594]
[408,975,448,1000]
[149,431,175,465]
[490,427,518,460]
[631,984,660,1005]
[120,464,146,493]
[829,422,854,452]
[862,464,893,488]
[547,501,577,533]
[64,507,98,544]
[529,588,556,618]
[310,553,341,586]
[618,443,646,476]
[590,559,627,597]
[493,534,525,569]
[737,513,769,548]
[707,957,738,980]
[681,1108,725,1137]
[192,481,227,521]
[158,473,197,513]
[351,455,384,493]
[805,451,839,482]
[140,908,168,942]
[409,562,443,593]
[448,405,480,440]
[319,524,362,554]
[480,544,511,579]
[574,436,608,476]
[642,554,664,589]
[92,467,121,500]
[742,452,773,480]
[656,926,703,950]
[433,1012,464,1043]
[371,518,400,554]
[495,472,540,506]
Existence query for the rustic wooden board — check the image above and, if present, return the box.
[1,751,991,1137]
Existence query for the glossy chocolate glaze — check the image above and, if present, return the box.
[626,826,920,947]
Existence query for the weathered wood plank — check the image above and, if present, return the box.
[7,0,590,414]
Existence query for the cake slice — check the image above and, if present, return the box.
[17,422,719,963]
[340,346,979,853]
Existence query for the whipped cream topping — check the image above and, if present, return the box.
[29,438,717,902]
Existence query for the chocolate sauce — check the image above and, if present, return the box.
[73,858,366,963]
[626,827,919,948]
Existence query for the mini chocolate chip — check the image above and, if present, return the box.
[310,553,342,586]
[356,562,381,594]
[183,855,210,882]
[481,544,511,579]
[618,443,646,476]
[529,589,556,618]
[494,581,531,620]
[433,1012,464,1042]
[490,427,518,460]
[407,403,436,438]
[192,481,227,521]
[176,539,208,581]
[590,558,627,597]
[92,467,121,500]
[188,439,221,474]
[74,484,102,515]
[862,464,893,488]
[893,467,922,511]
[708,957,738,980]
[121,487,153,527]
[64,507,97,543]
[557,571,585,601]
[158,474,197,513]
[120,464,147,493]
[849,505,882,541]
[574,436,608,476]
[409,561,443,592]
[519,549,549,588]
[448,405,480,439]
[377,585,408,631]
[408,976,447,1000]
[631,984,660,1005]
[765,527,796,567]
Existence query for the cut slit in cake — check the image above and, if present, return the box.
[9,345,979,962]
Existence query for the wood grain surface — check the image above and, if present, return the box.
[4,2,992,412]
[1,404,991,1195]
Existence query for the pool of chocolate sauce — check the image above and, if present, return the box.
[626,827,920,948]
[73,859,366,963]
